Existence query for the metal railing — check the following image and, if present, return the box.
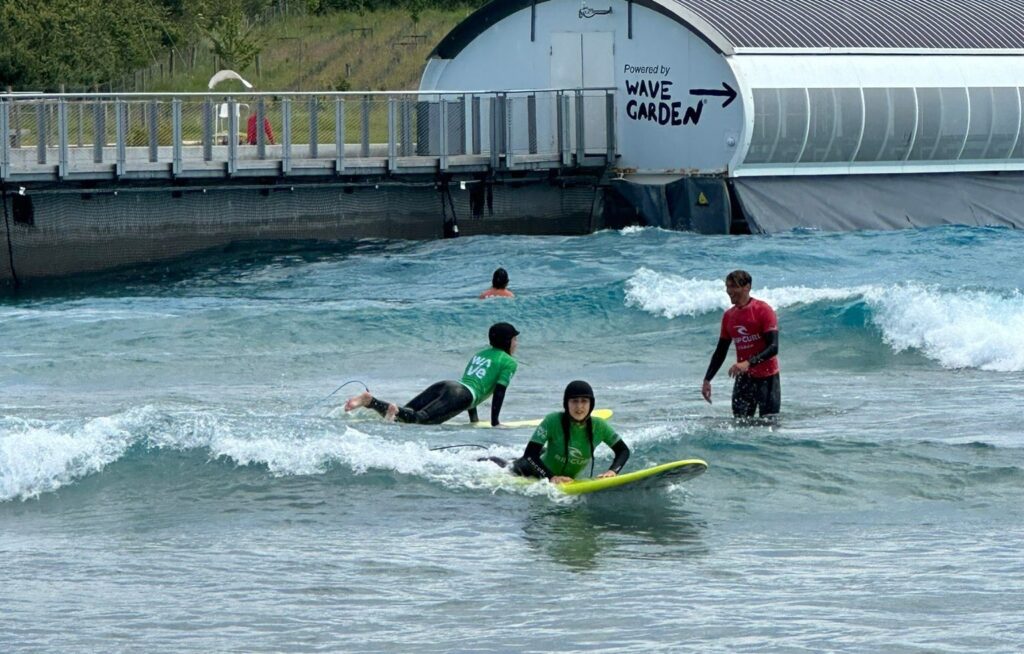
[0,88,617,181]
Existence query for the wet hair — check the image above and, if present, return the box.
[492,267,509,289]
[726,270,752,287]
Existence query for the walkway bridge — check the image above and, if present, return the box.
[0,89,618,285]
[0,89,616,183]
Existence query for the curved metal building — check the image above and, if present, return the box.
[421,0,1024,232]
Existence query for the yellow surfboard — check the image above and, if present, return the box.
[557,458,708,495]
[472,408,613,429]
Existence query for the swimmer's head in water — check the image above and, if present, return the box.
[492,268,509,289]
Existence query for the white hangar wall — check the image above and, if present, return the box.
[420,0,743,174]
[420,0,1024,232]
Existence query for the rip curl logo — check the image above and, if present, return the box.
[568,446,587,465]
[555,446,587,466]
[733,326,762,345]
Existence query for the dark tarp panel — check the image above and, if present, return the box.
[733,173,1024,233]
[609,176,731,233]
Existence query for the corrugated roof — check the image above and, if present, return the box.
[429,0,1024,61]
[672,0,1024,51]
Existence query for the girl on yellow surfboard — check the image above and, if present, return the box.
[501,380,630,483]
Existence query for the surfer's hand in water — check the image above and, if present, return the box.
[550,476,573,484]
[728,360,750,378]
[701,380,713,403]
[596,470,617,479]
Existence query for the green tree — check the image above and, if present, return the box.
[0,0,167,90]
[199,0,271,71]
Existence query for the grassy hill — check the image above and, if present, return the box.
[147,8,475,93]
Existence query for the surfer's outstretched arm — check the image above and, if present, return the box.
[609,440,630,474]
[595,440,630,479]
[489,383,508,426]
[702,337,731,402]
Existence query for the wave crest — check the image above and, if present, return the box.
[625,269,1024,371]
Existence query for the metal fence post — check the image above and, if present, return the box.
[361,94,370,158]
[309,96,319,159]
[472,95,481,155]
[557,91,566,165]
[527,93,537,155]
[36,102,47,164]
[57,99,69,178]
[203,99,213,161]
[505,94,514,170]
[172,98,182,176]
[116,99,127,177]
[401,98,413,157]
[439,98,448,171]
[575,91,585,163]
[605,90,616,162]
[93,101,105,163]
[256,96,266,159]
[489,96,499,170]
[335,97,345,173]
[227,98,238,175]
[463,93,471,155]
[0,100,8,180]
[282,97,291,174]
[148,100,158,163]
[387,96,396,171]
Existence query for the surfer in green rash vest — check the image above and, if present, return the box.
[507,380,630,483]
[343,322,519,426]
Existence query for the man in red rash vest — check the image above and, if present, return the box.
[701,270,780,419]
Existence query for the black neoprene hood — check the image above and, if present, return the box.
[562,380,595,416]
[488,322,519,353]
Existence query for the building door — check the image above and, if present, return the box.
[551,32,614,153]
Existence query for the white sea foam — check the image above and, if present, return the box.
[200,421,564,498]
[625,268,1024,371]
[618,225,649,236]
[624,267,868,318]
[0,306,180,325]
[0,411,139,501]
[865,284,1024,372]
[0,404,562,501]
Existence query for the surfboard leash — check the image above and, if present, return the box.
[302,379,369,415]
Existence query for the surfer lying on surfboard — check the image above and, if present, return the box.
[343,322,519,426]
[489,380,630,483]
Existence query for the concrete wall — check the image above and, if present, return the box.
[0,177,601,284]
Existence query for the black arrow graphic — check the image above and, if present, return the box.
[689,82,737,108]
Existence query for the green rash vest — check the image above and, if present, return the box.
[458,346,518,409]
[529,413,621,479]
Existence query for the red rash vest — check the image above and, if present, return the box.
[720,297,779,378]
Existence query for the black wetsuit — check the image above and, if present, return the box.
[705,330,780,417]
[367,381,508,425]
